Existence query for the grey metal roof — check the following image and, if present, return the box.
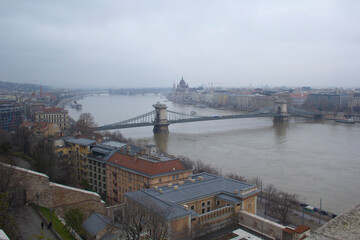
[65,138,96,146]
[82,212,117,236]
[216,193,241,203]
[125,172,258,221]
[101,140,127,148]
[125,190,192,221]
[146,172,256,204]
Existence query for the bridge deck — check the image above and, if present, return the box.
[96,111,321,131]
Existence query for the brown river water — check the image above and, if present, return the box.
[66,93,360,214]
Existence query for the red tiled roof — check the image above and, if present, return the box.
[34,122,48,129]
[41,107,64,113]
[290,93,308,98]
[108,152,187,176]
[294,225,310,234]
[283,227,295,234]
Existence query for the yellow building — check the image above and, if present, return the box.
[125,172,259,239]
[106,151,192,204]
[64,138,97,181]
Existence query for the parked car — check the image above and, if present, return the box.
[320,210,328,215]
[305,206,315,213]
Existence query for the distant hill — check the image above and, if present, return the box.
[109,87,171,95]
[0,81,52,93]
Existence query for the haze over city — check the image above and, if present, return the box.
[1,0,360,89]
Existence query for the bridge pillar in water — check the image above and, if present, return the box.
[153,103,169,133]
[273,99,289,123]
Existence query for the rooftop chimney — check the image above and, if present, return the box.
[167,183,173,188]
[173,185,179,190]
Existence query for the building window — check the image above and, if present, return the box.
[247,203,252,209]
[207,201,211,206]
[176,174,179,179]
[190,205,195,210]
[172,175,175,180]
[216,200,220,205]
[201,202,205,207]
[202,209,205,214]
[129,186,132,191]
[159,178,162,183]
[207,206,211,212]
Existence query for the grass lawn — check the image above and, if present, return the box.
[38,206,76,240]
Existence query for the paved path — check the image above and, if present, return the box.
[12,205,57,240]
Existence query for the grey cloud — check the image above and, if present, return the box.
[0,0,359,88]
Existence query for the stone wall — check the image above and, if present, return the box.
[238,210,285,240]
[50,183,106,219]
[191,206,236,238]
[1,163,106,219]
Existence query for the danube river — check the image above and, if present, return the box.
[66,93,360,214]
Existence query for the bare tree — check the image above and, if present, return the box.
[247,177,263,191]
[72,112,97,135]
[226,172,247,182]
[262,184,278,217]
[146,208,169,240]
[272,191,299,225]
[0,163,28,208]
[57,152,79,186]
[12,126,33,155]
[117,202,148,240]
[102,130,128,142]
[117,199,169,240]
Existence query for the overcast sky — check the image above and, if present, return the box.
[0,1,359,89]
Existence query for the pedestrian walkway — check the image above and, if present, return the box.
[12,205,57,240]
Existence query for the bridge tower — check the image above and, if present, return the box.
[273,99,289,123]
[153,103,169,133]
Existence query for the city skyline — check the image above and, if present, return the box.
[0,1,359,89]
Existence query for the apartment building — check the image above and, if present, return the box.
[106,151,192,204]
[35,107,69,130]
[86,141,141,199]
[65,138,97,181]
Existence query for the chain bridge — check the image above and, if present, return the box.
[95,101,322,133]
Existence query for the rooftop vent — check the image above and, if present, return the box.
[183,204,189,210]
[168,183,173,188]
[198,176,204,181]
[154,186,158,191]
[179,181,184,185]
[159,188,163,193]
[173,185,179,190]
[190,178,195,183]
